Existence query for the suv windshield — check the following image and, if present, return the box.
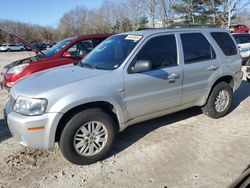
[44,38,74,57]
[82,34,142,70]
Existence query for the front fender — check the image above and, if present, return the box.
[47,87,127,125]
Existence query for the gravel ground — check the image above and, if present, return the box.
[0,52,249,188]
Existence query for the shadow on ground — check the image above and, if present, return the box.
[109,81,250,159]
[108,107,202,158]
[231,80,250,112]
[0,119,11,143]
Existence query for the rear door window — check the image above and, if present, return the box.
[181,33,216,64]
[211,32,237,56]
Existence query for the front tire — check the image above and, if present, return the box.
[59,108,116,165]
[245,57,250,66]
[202,82,233,119]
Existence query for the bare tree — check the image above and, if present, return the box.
[207,0,250,26]
[121,0,143,30]
[141,0,157,27]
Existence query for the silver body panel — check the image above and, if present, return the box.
[5,28,243,149]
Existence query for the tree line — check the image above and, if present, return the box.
[0,0,249,43]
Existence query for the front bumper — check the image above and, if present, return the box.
[4,99,63,149]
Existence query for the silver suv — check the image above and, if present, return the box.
[5,28,243,165]
[0,44,25,52]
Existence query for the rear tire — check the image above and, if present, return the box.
[59,108,116,165]
[202,82,233,119]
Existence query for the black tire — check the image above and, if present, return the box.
[247,77,250,83]
[202,82,233,119]
[245,57,250,66]
[59,108,116,165]
[6,49,11,52]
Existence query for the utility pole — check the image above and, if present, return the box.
[228,2,231,27]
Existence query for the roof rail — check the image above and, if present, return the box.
[167,24,219,29]
[136,28,157,31]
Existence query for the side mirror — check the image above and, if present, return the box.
[131,60,152,73]
[63,51,73,58]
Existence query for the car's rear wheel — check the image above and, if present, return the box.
[202,82,233,119]
[59,108,116,165]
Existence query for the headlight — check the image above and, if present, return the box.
[13,96,48,116]
[7,63,29,74]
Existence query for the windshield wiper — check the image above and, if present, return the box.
[81,63,97,69]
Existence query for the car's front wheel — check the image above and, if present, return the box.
[59,108,116,165]
[202,82,233,119]
[245,57,250,66]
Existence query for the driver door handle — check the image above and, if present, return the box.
[167,73,179,80]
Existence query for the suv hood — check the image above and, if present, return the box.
[11,65,109,97]
[7,32,45,56]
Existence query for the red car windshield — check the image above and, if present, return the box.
[44,37,75,57]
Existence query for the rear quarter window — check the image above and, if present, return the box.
[211,32,237,56]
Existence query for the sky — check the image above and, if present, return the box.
[0,0,249,27]
[0,0,104,27]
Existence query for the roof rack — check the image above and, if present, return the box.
[136,28,157,31]
[167,24,219,29]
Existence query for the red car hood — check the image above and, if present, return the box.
[7,32,46,57]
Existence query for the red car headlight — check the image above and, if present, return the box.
[7,63,29,74]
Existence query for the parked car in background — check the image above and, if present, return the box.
[4,27,243,165]
[233,33,250,65]
[1,33,112,88]
[33,43,47,51]
[0,44,25,52]
[45,43,55,49]
[229,25,249,33]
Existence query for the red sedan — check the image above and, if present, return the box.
[229,24,249,33]
[1,33,112,88]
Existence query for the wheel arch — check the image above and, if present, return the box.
[204,75,234,106]
[55,101,120,142]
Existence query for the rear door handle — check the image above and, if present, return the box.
[207,65,218,71]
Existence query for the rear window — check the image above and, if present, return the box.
[211,32,237,56]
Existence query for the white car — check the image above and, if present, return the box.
[0,44,25,52]
[233,33,250,65]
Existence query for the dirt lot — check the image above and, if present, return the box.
[0,52,249,188]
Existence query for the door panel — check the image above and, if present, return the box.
[124,67,183,119]
[180,32,220,105]
[123,34,183,120]
[182,59,220,104]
